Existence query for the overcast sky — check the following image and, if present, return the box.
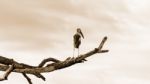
[0,0,150,84]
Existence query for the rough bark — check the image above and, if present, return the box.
[0,36,109,84]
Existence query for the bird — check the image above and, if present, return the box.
[73,28,84,57]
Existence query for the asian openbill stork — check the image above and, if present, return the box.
[73,28,84,57]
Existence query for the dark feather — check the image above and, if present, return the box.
[73,33,81,48]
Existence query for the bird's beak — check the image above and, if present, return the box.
[80,31,84,39]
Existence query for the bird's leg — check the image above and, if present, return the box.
[73,47,75,57]
[78,48,80,57]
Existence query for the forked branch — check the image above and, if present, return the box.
[0,36,109,84]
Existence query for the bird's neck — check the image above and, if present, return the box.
[76,32,81,35]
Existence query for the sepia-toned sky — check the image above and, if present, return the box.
[0,0,150,84]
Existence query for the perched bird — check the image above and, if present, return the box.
[73,28,84,57]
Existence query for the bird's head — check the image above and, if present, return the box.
[77,28,84,39]
[77,28,81,33]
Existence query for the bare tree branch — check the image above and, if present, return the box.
[22,73,32,84]
[38,58,61,67]
[0,36,109,84]
[0,65,14,81]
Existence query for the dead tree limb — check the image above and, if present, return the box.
[0,65,14,81]
[0,36,109,84]
[22,73,32,84]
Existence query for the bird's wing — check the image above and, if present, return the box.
[73,34,80,43]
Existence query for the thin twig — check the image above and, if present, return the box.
[98,36,107,50]
[38,58,61,67]
[22,73,32,84]
[34,73,46,81]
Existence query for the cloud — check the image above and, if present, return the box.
[0,0,150,84]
